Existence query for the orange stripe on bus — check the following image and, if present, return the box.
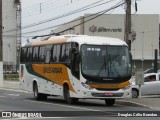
[31,38,68,46]
[32,64,76,93]
[88,81,130,89]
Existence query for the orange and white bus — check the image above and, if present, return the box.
[20,35,132,106]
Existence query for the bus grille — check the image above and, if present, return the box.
[96,88,120,91]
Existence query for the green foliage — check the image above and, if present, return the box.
[3,74,19,80]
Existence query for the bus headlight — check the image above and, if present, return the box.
[122,85,131,91]
[81,82,93,90]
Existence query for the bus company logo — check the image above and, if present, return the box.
[89,25,122,33]
[43,67,62,74]
[89,25,97,33]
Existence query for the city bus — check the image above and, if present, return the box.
[20,35,132,106]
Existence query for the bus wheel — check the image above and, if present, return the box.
[105,99,115,106]
[33,83,47,100]
[64,85,78,104]
[132,88,139,98]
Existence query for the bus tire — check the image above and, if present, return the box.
[63,85,78,104]
[132,88,139,98]
[105,99,115,106]
[33,83,47,101]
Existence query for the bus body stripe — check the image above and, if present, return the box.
[87,81,130,89]
[25,64,76,93]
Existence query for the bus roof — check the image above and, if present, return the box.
[23,35,127,47]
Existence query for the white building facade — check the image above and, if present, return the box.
[2,0,20,71]
[52,14,159,71]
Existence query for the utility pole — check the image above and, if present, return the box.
[0,0,3,87]
[125,0,131,53]
[16,0,21,71]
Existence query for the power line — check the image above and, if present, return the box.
[4,0,125,37]
[22,0,68,15]
[21,0,108,28]
[22,2,68,18]
[22,0,56,10]
[4,0,115,33]
[22,1,125,36]
[1,0,68,21]
[3,0,82,21]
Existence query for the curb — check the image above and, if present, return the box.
[116,100,152,109]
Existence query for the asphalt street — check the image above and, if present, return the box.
[0,80,160,120]
[0,89,158,119]
[2,80,160,110]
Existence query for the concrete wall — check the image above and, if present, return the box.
[2,0,17,66]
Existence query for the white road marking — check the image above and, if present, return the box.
[24,99,101,111]
[0,95,7,98]
[0,88,30,93]
[3,93,20,97]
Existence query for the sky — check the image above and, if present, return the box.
[21,0,160,43]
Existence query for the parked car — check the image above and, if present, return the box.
[144,68,154,74]
[131,72,160,98]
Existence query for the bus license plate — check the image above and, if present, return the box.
[104,93,113,96]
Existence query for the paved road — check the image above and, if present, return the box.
[0,88,159,120]
[2,80,160,110]
[0,89,158,117]
[1,80,160,119]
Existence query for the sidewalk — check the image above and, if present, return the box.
[117,97,160,110]
[1,80,160,110]
[2,80,21,90]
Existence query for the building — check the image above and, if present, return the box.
[2,0,21,72]
[52,14,159,72]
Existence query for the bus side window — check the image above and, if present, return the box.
[56,44,61,62]
[20,47,27,63]
[51,44,61,63]
[45,45,52,63]
[52,45,57,62]
[39,46,45,63]
[60,44,70,63]
[26,47,33,62]
[65,44,70,62]
[45,50,51,63]
[32,46,39,63]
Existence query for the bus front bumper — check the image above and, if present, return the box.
[80,88,132,99]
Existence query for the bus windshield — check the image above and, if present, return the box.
[81,45,132,78]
